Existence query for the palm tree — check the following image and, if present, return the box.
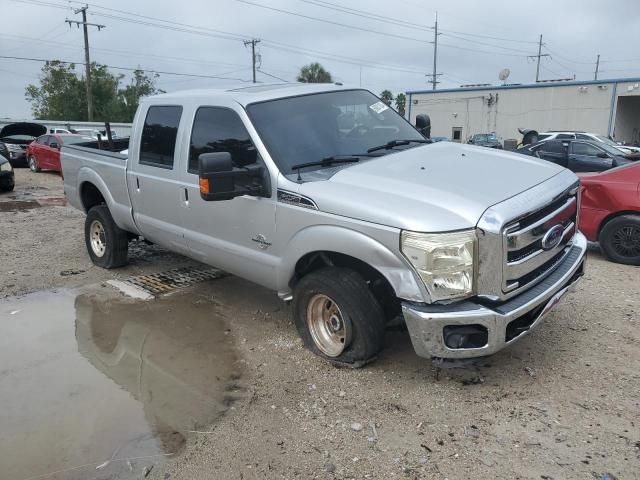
[297,63,333,83]
[379,90,394,106]
[395,93,406,117]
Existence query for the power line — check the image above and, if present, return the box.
[235,0,432,44]
[0,55,252,81]
[257,69,289,82]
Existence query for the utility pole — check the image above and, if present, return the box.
[244,38,261,83]
[528,34,550,83]
[66,6,105,121]
[425,12,442,90]
[594,54,600,80]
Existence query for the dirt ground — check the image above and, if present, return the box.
[1,169,639,480]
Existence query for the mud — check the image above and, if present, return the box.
[0,288,242,480]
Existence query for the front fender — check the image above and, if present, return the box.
[276,225,428,303]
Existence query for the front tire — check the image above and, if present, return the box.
[599,214,640,266]
[293,267,386,367]
[28,155,40,172]
[84,205,129,268]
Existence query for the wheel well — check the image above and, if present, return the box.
[293,251,400,319]
[80,182,106,212]
[598,210,640,238]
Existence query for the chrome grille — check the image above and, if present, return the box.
[502,186,578,293]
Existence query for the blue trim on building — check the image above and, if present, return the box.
[607,82,618,136]
[406,77,640,95]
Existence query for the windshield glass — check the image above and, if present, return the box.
[246,89,424,174]
[598,142,624,156]
[596,135,619,147]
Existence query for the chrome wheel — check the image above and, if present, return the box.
[89,220,106,257]
[29,156,38,172]
[306,293,347,357]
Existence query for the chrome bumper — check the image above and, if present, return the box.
[402,232,587,359]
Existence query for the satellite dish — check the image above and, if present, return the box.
[499,68,511,83]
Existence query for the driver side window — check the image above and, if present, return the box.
[188,107,259,174]
[573,142,603,156]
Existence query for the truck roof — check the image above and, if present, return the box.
[147,82,351,107]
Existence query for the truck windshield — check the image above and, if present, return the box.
[246,89,425,174]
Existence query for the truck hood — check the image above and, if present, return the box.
[0,122,46,139]
[299,142,565,232]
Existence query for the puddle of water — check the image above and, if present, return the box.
[0,289,242,480]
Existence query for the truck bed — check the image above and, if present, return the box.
[61,143,139,235]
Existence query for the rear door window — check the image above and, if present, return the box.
[139,106,183,169]
[572,142,602,156]
[188,107,258,173]
[539,140,566,154]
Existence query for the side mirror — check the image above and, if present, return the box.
[50,142,59,149]
[198,152,266,201]
[597,152,609,159]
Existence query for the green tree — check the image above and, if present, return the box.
[25,61,161,122]
[395,93,406,117]
[379,90,394,106]
[297,62,333,83]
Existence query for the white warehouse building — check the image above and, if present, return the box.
[406,77,640,145]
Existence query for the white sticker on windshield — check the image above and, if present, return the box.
[369,101,389,114]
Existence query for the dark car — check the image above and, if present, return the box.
[468,133,502,149]
[0,122,47,167]
[517,138,633,173]
[0,155,15,192]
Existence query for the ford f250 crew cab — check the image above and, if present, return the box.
[62,83,587,367]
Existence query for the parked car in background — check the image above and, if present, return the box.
[530,130,640,156]
[0,155,15,192]
[0,122,47,167]
[50,128,72,134]
[518,138,633,172]
[26,134,94,173]
[578,162,640,265]
[431,136,449,143]
[468,133,502,149]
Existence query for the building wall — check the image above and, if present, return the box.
[408,82,617,142]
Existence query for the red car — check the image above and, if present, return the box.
[26,134,94,173]
[578,162,640,265]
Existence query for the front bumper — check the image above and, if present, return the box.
[402,231,587,359]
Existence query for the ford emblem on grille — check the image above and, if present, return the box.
[541,224,564,250]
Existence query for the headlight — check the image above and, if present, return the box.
[0,161,12,172]
[6,144,22,152]
[401,229,476,301]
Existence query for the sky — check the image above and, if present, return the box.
[1,0,639,118]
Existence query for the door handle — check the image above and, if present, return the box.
[135,177,140,190]
[184,188,189,202]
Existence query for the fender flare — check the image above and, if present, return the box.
[77,167,138,234]
[276,225,428,303]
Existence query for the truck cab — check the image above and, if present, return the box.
[62,84,587,367]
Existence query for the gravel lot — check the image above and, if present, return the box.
[1,169,638,479]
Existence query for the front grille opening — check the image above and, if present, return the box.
[443,324,488,349]
[508,249,567,290]
[505,304,544,342]
[507,188,577,232]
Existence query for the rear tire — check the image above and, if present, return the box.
[28,155,40,172]
[84,205,129,268]
[599,214,640,266]
[293,267,386,367]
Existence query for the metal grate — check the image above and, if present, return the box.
[119,267,226,296]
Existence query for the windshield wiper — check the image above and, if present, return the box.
[367,139,430,153]
[291,155,368,180]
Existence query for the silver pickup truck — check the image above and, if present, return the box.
[62,83,586,367]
